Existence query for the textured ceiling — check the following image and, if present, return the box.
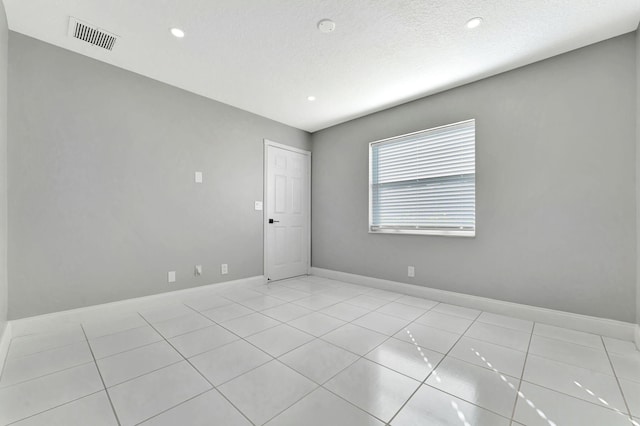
[3,0,640,132]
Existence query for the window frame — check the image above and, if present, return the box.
[368,119,476,237]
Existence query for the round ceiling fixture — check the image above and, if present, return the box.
[317,19,336,33]
[466,17,483,29]
[170,27,185,38]
[307,96,316,102]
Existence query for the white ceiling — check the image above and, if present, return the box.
[3,0,640,132]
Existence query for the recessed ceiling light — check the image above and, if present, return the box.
[466,17,483,29]
[307,96,316,101]
[317,19,336,34]
[170,27,185,38]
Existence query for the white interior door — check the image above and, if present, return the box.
[264,141,310,281]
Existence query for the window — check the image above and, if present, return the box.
[369,119,476,237]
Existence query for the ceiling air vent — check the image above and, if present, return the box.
[68,17,118,51]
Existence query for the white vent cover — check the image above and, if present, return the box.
[68,17,118,51]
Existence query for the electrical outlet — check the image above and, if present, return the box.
[221,263,228,275]
[194,265,202,277]
[168,271,176,283]
[195,171,203,183]
[408,266,415,278]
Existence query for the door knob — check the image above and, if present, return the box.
[268,219,280,224]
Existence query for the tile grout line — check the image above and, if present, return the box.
[152,321,215,341]
[0,359,96,390]
[80,324,122,426]
[12,277,626,425]
[0,279,403,425]
[275,281,484,424]
[385,310,485,425]
[516,377,640,415]
[455,321,633,422]
[2,288,292,424]
[95,317,363,399]
[0,288,463,390]
[497,341,640,424]
[451,333,528,354]
[4,334,86,362]
[531,330,608,351]
[183,296,376,396]
[85,320,150,341]
[515,347,640,415]
[7,314,189,363]
[315,336,432,422]
[91,336,166,362]
[419,383,515,422]
[254,293,412,425]
[418,320,529,423]
[130,388,218,426]
[0,334,176,390]
[185,298,329,424]
[180,304,286,389]
[600,335,634,420]
[196,280,414,425]
[242,364,319,426]
[200,307,261,324]
[5,390,106,426]
[181,303,285,352]
[6,336,234,424]
[136,312,258,426]
[508,321,535,425]
[258,293,445,424]
[188,283,395,353]
[176,286,329,350]
[106,358,187,389]
[4,329,223,391]
[408,338,525,381]
[515,351,618,379]
[193,307,287,342]
[446,319,624,423]
[1,280,523,423]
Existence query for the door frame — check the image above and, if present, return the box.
[263,139,312,281]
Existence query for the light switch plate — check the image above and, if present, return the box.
[195,171,203,183]
[168,271,176,283]
[254,201,263,211]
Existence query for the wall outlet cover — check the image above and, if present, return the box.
[168,271,176,283]
[408,266,415,278]
[195,171,203,183]
[221,264,228,275]
[194,265,202,276]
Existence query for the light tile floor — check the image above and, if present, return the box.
[0,275,639,425]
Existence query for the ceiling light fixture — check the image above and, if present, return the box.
[466,17,483,29]
[307,96,316,101]
[317,19,336,34]
[170,27,185,38]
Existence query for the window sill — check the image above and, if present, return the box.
[369,228,475,237]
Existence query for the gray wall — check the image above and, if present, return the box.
[312,33,637,322]
[0,3,7,333]
[8,33,310,319]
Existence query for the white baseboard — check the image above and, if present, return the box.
[0,321,11,373]
[9,276,265,338]
[311,267,637,342]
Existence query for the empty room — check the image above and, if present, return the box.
[0,0,639,425]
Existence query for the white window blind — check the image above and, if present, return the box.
[369,119,475,236]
